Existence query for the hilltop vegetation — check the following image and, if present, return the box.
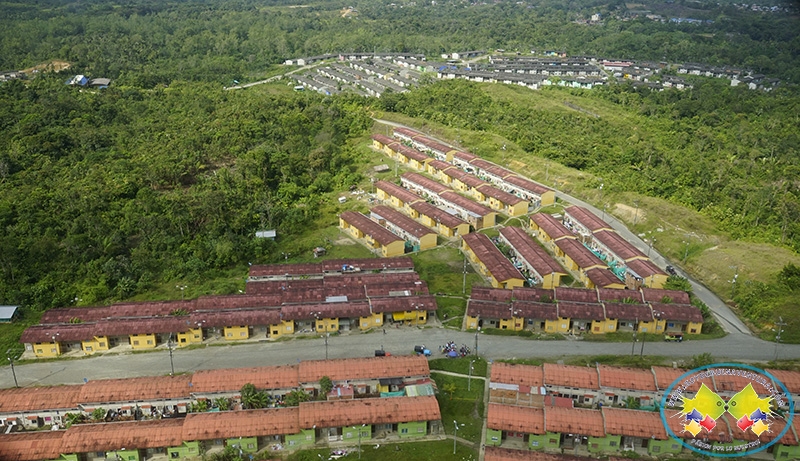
[0,0,798,340]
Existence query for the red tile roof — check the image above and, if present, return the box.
[649,303,703,323]
[485,446,589,461]
[543,363,599,389]
[651,367,708,393]
[556,302,605,321]
[640,288,691,305]
[504,175,553,196]
[554,287,598,303]
[512,301,558,320]
[564,206,612,233]
[298,355,429,383]
[439,191,495,217]
[60,418,185,453]
[449,169,489,189]
[487,403,545,433]
[0,385,81,412]
[470,287,513,303]
[320,258,414,272]
[586,268,625,288]
[602,407,668,439]
[280,302,372,322]
[407,200,468,229]
[183,407,300,440]
[189,365,299,394]
[394,143,431,163]
[375,180,424,205]
[491,362,544,388]
[499,226,565,276]
[340,211,404,246]
[545,406,604,436]
[371,133,394,145]
[767,369,800,394]
[625,259,667,278]
[79,375,193,404]
[530,213,573,241]
[371,205,436,239]
[512,287,555,303]
[196,293,284,309]
[602,303,652,321]
[462,233,523,283]
[452,150,478,162]
[40,306,112,324]
[428,159,453,171]
[392,127,422,139]
[598,365,657,391]
[413,136,453,155]
[401,172,452,195]
[190,308,283,328]
[0,431,66,461]
[593,230,647,261]
[598,288,643,303]
[299,395,440,429]
[478,184,525,205]
[555,239,605,269]
[368,295,436,313]
[466,300,516,319]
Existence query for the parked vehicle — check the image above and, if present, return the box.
[413,345,431,356]
[666,265,677,276]
[664,332,683,342]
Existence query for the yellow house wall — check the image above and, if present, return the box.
[360,312,383,330]
[466,315,479,330]
[224,325,249,341]
[540,191,556,206]
[176,327,203,347]
[686,321,703,334]
[418,233,438,250]
[129,333,156,350]
[499,277,525,289]
[507,201,528,217]
[555,318,571,333]
[372,139,386,150]
[590,319,616,334]
[376,188,391,201]
[544,319,559,333]
[382,240,406,258]
[33,342,61,358]
[271,320,295,338]
[315,318,339,333]
[483,212,497,227]
[541,273,563,289]
[81,336,109,355]
[453,223,470,236]
[471,189,486,202]
[453,179,469,193]
[637,319,666,334]
[562,255,580,271]
[645,274,669,289]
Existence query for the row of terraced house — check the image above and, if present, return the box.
[464,285,703,336]
[0,356,442,461]
[485,362,800,459]
[20,258,435,358]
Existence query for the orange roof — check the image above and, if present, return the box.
[190,365,299,393]
[298,355,429,383]
[183,407,299,440]
[60,418,185,453]
[545,407,604,437]
[602,407,668,439]
[663,408,731,443]
[491,362,544,388]
[299,395,439,429]
[0,431,65,461]
[766,369,800,394]
[651,366,709,393]
[79,375,193,404]
[543,363,598,390]
[713,370,756,394]
[0,385,81,412]
[597,365,657,392]
[487,403,544,434]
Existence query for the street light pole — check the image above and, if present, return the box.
[474,328,479,356]
[631,318,638,356]
[774,317,787,362]
[358,423,365,459]
[167,335,175,376]
[6,352,18,388]
[462,253,467,295]
[453,420,458,455]
[468,360,475,391]
[324,333,329,360]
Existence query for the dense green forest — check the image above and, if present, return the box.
[1,0,798,85]
[0,0,798,337]
[0,76,371,309]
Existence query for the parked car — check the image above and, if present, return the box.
[413,345,431,356]
[666,265,677,276]
[664,333,683,342]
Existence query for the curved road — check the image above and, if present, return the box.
[2,123,789,388]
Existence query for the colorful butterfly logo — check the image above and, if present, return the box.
[679,383,774,437]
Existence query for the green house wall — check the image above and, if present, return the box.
[167,441,200,459]
[774,444,800,459]
[587,435,621,453]
[529,432,560,450]
[647,438,684,456]
[486,428,502,446]
[397,421,427,438]
[227,436,258,454]
[343,425,372,441]
[106,450,140,461]
[286,428,316,448]
[48,455,78,461]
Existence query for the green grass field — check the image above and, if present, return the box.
[285,440,477,461]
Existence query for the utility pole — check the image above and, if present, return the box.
[6,350,18,388]
[462,252,467,295]
[774,317,787,362]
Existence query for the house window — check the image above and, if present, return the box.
[417,426,424,433]
[227,333,233,337]
[133,341,139,346]
[288,440,296,446]
[780,452,788,458]
[549,439,557,444]
[652,446,661,453]
[671,444,679,449]
[591,443,598,449]
[668,322,675,328]
[171,452,180,459]
[690,328,697,333]
[36,349,43,354]
[188,447,196,452]
[247,443,254,449]
[305,434,312,441]
[180,338,186,343]
[86,346,93,352]
[609,441,617,447]
[272,330,279,335]
[51,348,57,353]
[194,335,200,339]
[401,428,408,434]
[147,339,153,345]
[240,332,246,337]
[99,342,106,347]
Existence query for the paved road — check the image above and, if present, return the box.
[3,326,798,388]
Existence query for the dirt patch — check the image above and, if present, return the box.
[508,160,528,170]
[335,237,356,245]
[21,60,71,74]
[613,203,645,223]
